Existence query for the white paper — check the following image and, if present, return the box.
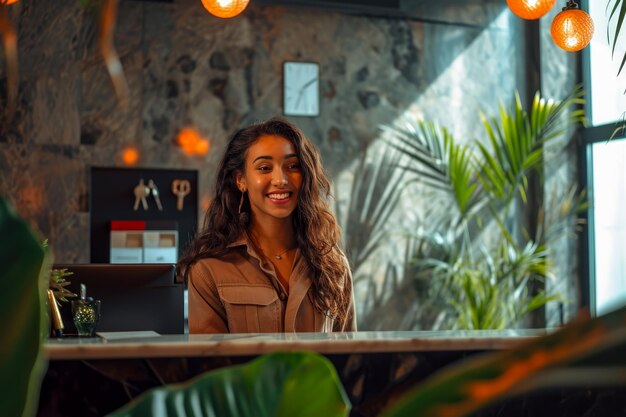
[95,330,161,340]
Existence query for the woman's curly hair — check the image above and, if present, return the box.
[177,117,351,325]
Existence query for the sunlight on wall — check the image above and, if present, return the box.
[338,7,516,224]
[409,10,518,141]
[336,9,519,329]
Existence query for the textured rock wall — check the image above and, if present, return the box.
[540,5,580,327]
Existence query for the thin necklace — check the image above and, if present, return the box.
[247,230,296,261]
[273,247,295,260]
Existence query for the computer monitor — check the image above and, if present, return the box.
[52,264,184,335]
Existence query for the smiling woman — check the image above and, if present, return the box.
[178,118,356,334]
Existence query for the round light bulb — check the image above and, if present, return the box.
[177,128,199,156]
[200,0,250,18]
[506,0,557,20]
[195,139,211,156]
[121,147,140,165]
[551,8,594,52]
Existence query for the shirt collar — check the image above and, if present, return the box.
[226,233,264,261]
[226,233,303,269]
[226,236,248,249]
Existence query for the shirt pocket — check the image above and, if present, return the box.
[218,284,280,333]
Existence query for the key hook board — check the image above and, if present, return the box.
[90,167,198,263]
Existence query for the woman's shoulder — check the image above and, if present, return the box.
[190,249,242,271]
[334,247,350,268]
[187,252,239,288]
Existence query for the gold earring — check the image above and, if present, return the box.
[238,189,246,214]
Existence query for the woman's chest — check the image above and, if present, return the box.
[209,260,331,333]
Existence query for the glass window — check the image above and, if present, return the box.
[588,0,626,126]
[591,138,626,314]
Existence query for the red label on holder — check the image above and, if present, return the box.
[111,220,146,231]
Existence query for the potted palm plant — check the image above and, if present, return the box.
[382,88,586,329]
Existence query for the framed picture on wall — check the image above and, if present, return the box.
[283,61,320,117]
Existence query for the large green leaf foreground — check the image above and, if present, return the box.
[107,351,351,417]
[382,304,626,417]
[0,196,48,417]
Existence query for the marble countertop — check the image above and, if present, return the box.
[44,330,547,360]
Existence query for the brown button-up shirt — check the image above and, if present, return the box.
[188,238,357,334]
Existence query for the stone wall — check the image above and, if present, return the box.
[540,4,580,327]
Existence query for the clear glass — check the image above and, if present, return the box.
[71,299,101,336]
[588,0,626,126]
[591,138,626,314]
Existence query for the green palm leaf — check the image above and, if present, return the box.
[385,119,485,223]
[477,88,584,206]
[340,147,406,272]
[541,184,588,244]
[382,122,449,189]
[608,0,626,72]
[447,139,483,220]
[0,196,48,417]
[107,351,350,417]
[382,305,626,417]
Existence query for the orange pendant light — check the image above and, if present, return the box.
[177,128,211,157]
[2,0,20,5]
[201,0,250,18]
[506,0,556,20]
[551,1,594,52]
[121,146,140,166]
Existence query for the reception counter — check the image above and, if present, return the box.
[39,330,624,417]
[43,329,544,360]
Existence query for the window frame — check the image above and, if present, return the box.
[580,0,626,314]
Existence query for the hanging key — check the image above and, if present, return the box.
[133,179,149,211]
[148,179,163,211]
